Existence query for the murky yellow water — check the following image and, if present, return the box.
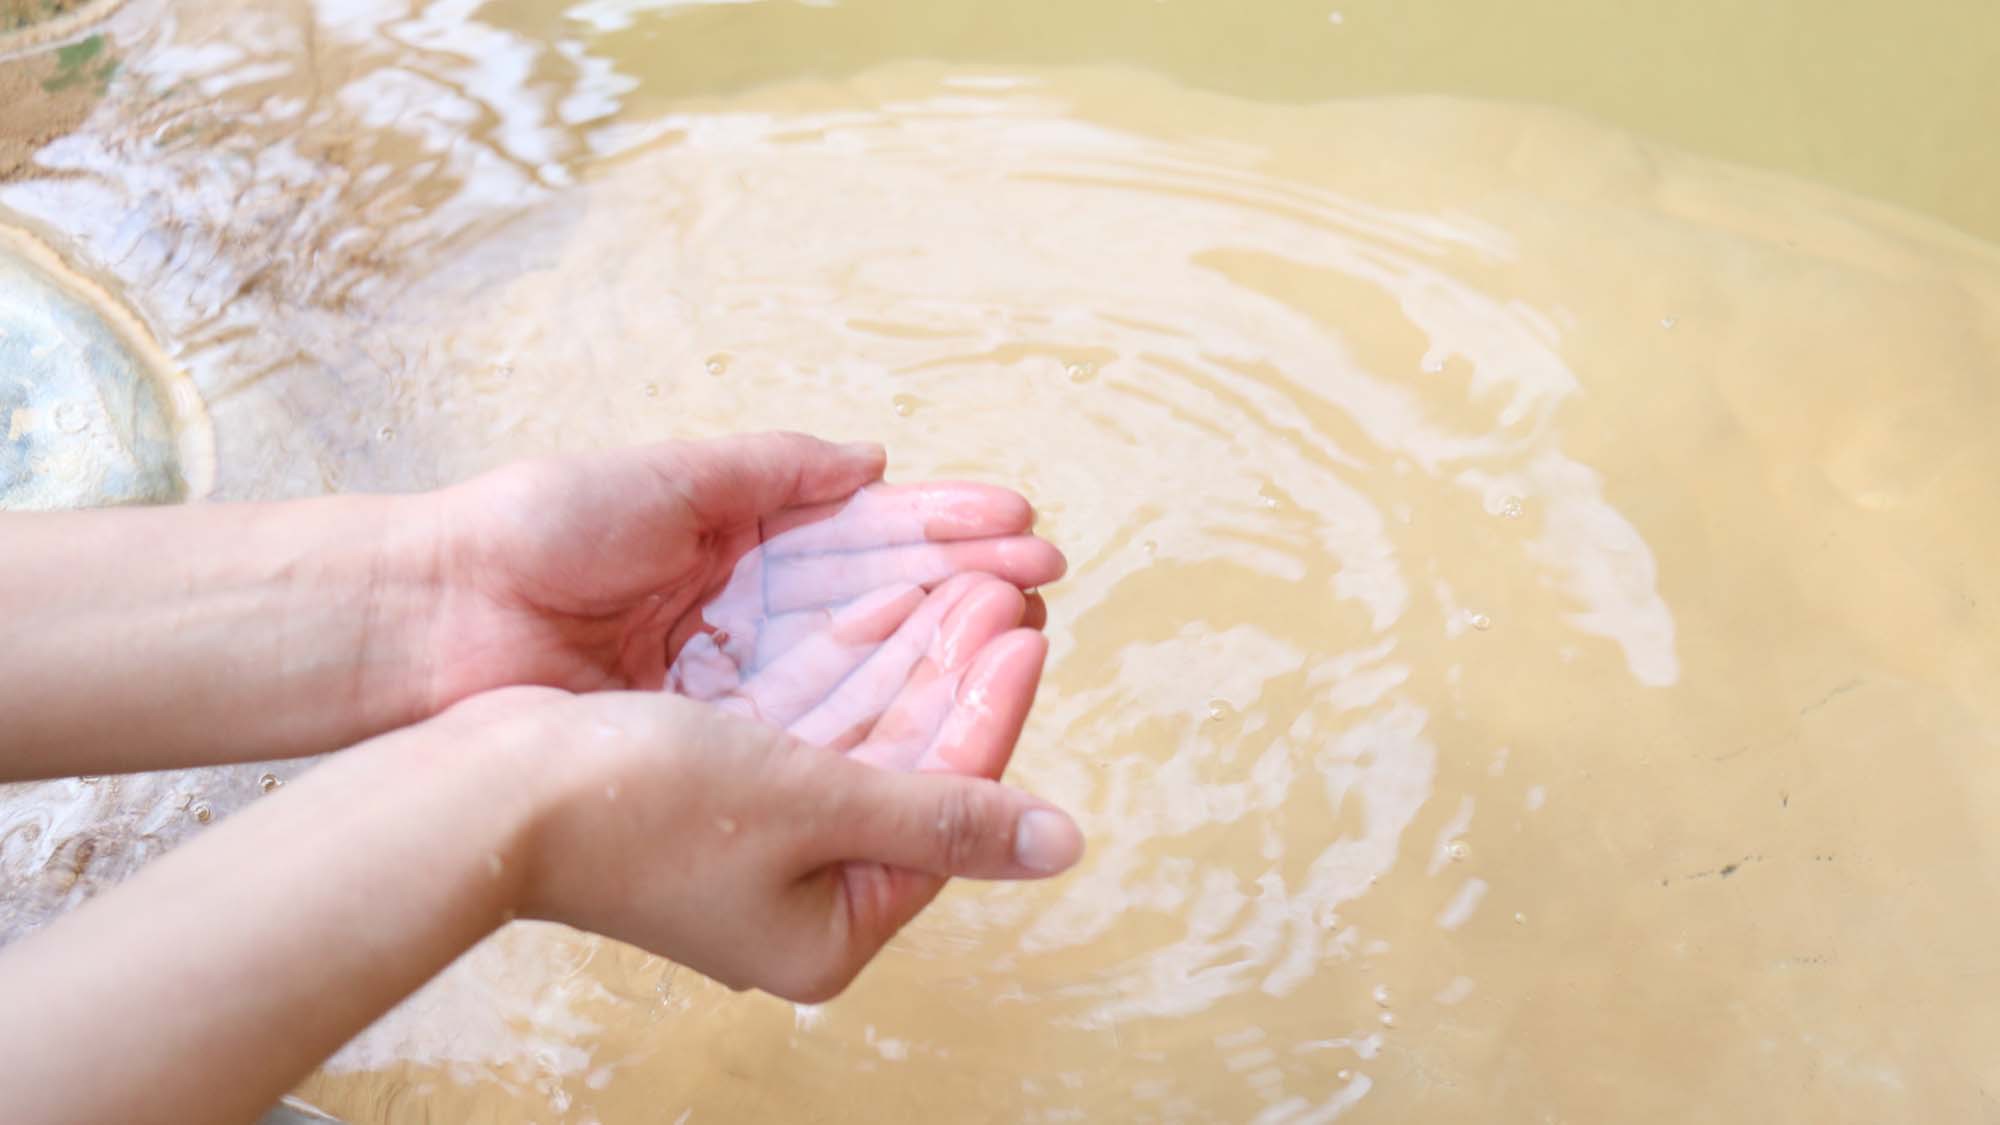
[3,1,1999,1122]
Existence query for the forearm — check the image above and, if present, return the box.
[0,497,441,779]
[0,717,539,1125]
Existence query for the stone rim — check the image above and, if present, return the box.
[0,219,215,503]
[0,0,124,57]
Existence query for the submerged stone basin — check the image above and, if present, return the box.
[0,224,210,510]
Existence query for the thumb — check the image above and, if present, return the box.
[818,762,1084,880]
[668,432,887,526]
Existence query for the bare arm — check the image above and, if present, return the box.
[0,497,439,780]
[0,688,1082,1125]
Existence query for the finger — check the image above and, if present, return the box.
[785,574,987,749]
[733,584,926,726]
[816,765,1084,880]
[758,483,1035,556]
[849,583,1028,772]
[915,629,1047,779]
[667,432,887,528]
[1021,592,1048,631]
[764,536,1066,614]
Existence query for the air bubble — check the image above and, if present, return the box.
[1371,985,1392,1007]
[191,803,212,824]
[1378,1012,1396,1028]
[1660,316,1678,330]
[1513,912,1527,925]
[1420,354,1445,374]
[704,354,730,376]
[1336,1069,1353,1081]
[643,382,660,398]
[52,402,88,434]
[1206,701,1228,721]
[258,773,282,794]
[1469,612,1493,631]
[1499,497,1524,520]
[1064,361,1096,383]
[892,394,917,417]
[1447,840,1470,861]
[377,425,395,442]
[715,816,739,835]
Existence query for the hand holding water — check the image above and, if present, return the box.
[422,432,1066,713]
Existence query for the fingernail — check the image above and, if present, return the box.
[1013,809,1082,874]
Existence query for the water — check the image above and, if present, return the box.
[2,1,1999,1122]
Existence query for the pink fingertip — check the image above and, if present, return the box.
[936,579,1028,671]
[922,629,1048,778]
[921,485,1034,540]
[1001,537,1068,587]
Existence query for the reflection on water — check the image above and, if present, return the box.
[3,1,2000,1122]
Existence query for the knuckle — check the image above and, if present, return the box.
[932,783,1000,872]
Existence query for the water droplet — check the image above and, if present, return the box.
[1513,912,1527,925]
[891,394,918,417]
[704,354,730,376]
[52,402,88,434]
[1064,360,1096,383]
[1660,315,1678,330]
[1371,985,1392,1007]
[1447,840,1470,861]
[1378,1011,1397,1027]
[643,382,660,398]
[1499,496,1524,520]
[191,803,212,824]
[377,425,395,442]
[1469,612,1493,631]
[258,773,282,794]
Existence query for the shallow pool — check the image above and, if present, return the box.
[3,1,1997,1121]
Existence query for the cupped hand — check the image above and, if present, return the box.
[419,433,1065,714]
[487,575,1081,1001]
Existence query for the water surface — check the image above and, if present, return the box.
[1,2,1997,1121]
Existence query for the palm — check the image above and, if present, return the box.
[428,436,1062,731]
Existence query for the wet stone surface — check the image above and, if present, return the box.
[0,231,186,510]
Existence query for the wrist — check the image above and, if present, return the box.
[342,490,455,733]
